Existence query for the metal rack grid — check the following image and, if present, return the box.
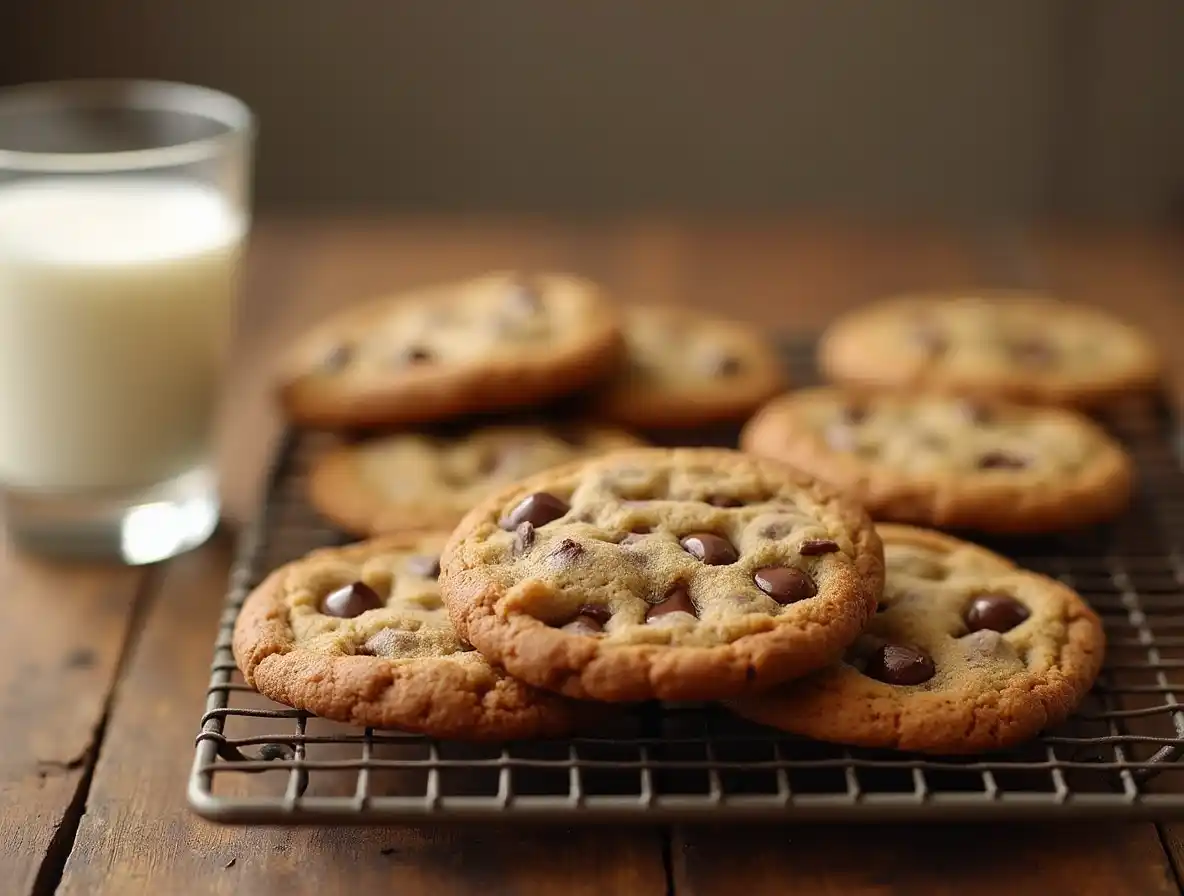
[189,337,1184,824]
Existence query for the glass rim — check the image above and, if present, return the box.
[0,79,254,173]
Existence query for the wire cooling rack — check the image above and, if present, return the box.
[189,337,1184,823]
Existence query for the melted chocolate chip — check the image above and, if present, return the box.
[977,451,1028,471]
[707,495,744,508]
[646,586,697,621]
[513,521,536,556]
[322,581,384,618]
[552,538,585,562]
[799,538,840,556]
[753,566,817,604]
[710,353,743,377]
[400,345,433,365]
[965,594,1030,633]
[840,405,869,424]
[679,532,739,565]
[864,644,936,685]
[322,343,353,371]
[501,492,570,529]
[577,604,612,626]
[405,554,441,578]
[561,615,604,635]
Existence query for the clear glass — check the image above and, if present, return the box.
[0,80,254,564]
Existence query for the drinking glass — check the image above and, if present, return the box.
[0,80,254,564]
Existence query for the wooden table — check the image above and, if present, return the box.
[5,217,1184,896]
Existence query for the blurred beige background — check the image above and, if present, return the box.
[3,0,1182,222]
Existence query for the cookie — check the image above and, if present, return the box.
[593,305,786,429]
[741,387,1133,533]
[232,533,583,739]
[818,291,1161,408]
[726,524,1106,754]
[279,271,624,427]
[309,424,646,536]
[439,447,884,703]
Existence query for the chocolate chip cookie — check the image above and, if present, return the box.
[233,533,583,739]
[727,524,1105,754]
[439,447,884,702]
[280,271,624,427]
[309,424,646,536]
[818,291,1161,408]
[741,387,1133,533]
[593,305,786,429]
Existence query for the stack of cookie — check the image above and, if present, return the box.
[234,281,1156,755]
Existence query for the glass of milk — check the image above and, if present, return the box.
[0,80,253,564]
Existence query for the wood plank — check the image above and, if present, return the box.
[53,536,668,896]
[667,223,1181,895]
[673,823,1178,896]
[1034,229,1184,888]
[0,547,145,894]
[53,218,1184,895]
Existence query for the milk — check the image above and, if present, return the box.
[0,178,244,491]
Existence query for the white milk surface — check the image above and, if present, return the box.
[0,178,244,491]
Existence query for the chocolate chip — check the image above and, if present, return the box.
[405,554,440,578]
[501,492,570,529]
[864,644,936,685]
[799,538,839,556]
[322,581,384,618]
[707,495,744,508]
[323,343,353,371]
[839,405,868,424]
[965,594,1030,633]
[753,566,817,604]
[513,521,536,555]
[876,601,890,613]
[552,538,585,562]
[679,532,739,565]
[399,345,433,365]
[577,604,612,626]
[646,586,697,621]
[709,353,742,377]
[562,615,604,636]
[977,451,1028,470]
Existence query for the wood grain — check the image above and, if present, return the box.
[672,823,1179,896]
[53,535,667,896]
[0,545,146,896]
[19,217,1184,894]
